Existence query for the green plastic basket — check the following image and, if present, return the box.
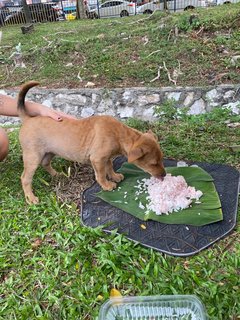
[99,295,207,320]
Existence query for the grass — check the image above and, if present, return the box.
[1,3,240,88]
[0,109,240,319]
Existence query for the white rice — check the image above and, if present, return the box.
[136,174,203,215]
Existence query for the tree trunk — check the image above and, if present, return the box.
[22,0,31,23]
[76,0,87,19]
[163,0,168,10]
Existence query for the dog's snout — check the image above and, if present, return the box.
[154,170,166,181]
[161,170,166,177]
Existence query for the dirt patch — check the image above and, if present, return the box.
[51,162,95,207]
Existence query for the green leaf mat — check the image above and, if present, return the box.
[96,163,223,226]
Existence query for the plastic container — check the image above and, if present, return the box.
[98,295,207,320]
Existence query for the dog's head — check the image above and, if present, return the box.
[128,130,166,178]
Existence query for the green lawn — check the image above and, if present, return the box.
[0,109,239,319]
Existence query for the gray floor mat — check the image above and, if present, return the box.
[81,157,239,257]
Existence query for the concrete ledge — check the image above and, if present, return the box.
[1,85,239,125]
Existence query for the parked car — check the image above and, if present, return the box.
[214,0,240,4]
[137,0,207,14]
[88,0,136,18]
[4,3,61,24]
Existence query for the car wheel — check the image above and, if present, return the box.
[120,10,129,17]
[143,9,153,14]
[184,6,195,10]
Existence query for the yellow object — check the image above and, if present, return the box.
[97,294,104,301]
[140,224,147,230]
[66,12,76,20]
[110,288,122,298]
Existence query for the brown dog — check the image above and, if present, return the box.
[17,81,166,204]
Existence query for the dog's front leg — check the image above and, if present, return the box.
[106,160,124,183]
[90,157,117,191]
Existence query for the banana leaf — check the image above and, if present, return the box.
[96,163,223,226]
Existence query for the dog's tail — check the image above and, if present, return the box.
[17,81,40,120]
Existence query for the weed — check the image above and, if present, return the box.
[154,99,188,122]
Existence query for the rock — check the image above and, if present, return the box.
[183,92,194,107]
[166,92,181,101]
[42,99,52,108]
[97,98,113,112]
[143,106,155,119]
[138,94,160,106]
[206,89,218,102]
[230,55,240,66]
[81,107,95,118]
[223,102,240,115]
[223,90,235,100]
[188,99,206,115]
[118,106,134,118]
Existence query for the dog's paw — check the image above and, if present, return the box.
[26,194,39,205]
[101,181,117,191]
[111,173,124,183]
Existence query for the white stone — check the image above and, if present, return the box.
[98,98,113,112]
[222,102,240,115]
[230,55,240,66]
[123,90,133,101]
[143,107,155,120]
[209,102,219,107]
[64,105,79,115]
[92,93,98,104]
[206,89,218,102]
[118,107,134,118]
[188,99,206,115]
[55,94,86,105]
[183,92,194,106]
[166,92,181,101]
[42,99,52,108]
[138,94,160,106]
[104,108,116,116]
[81,107,95,118]
[223,90,235,100]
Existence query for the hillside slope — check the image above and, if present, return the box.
[1,3,240,88]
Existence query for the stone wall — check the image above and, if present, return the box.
[1,84,239,125]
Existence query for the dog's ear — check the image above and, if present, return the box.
[128,147,145,163]
[147,130,158,141]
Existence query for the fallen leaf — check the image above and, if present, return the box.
[227,122,240,128]
[31,238,42,250]
[85,81,95,88]
[229,145,240,152]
